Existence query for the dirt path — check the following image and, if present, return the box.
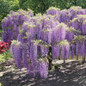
[0,59,86,86]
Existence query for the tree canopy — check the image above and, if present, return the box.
[0,0,86,29]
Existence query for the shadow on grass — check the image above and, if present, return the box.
[0,61,86,86]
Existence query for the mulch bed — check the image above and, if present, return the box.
[0,59,86,86]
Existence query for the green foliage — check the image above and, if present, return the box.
[0,50,12,62]
[0,0,19,29]
[0,0,86,30]
[19,0,49,14]
[19,0,86,14]
[0,0,86,21]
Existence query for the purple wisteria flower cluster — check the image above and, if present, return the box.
[1,6,86,78]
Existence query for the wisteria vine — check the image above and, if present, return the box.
[1,6,86,78]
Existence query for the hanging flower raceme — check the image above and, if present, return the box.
[29,40,38,62]
[22,44,30,69]
[66,27,75,42]
[68,6,85,19]
[52,44,60,60]
[27,9,34,17]
[18,21,36,44]
[52,23,68,44]
[38,58,49,78]
[11,40,22,69]
[36,15,59,41]
[60,40,70,60]
[71,18,81,32]
[51,23,69,60]
[59,9,71,26]
[80,39,86,58]
[46,7,60,20]
[74,36,86,58]
[1,17,14,43]
[39,29,52,44]
[71,15,86,35]
[28,40,49,77]
[85,9,86,14]
[28,40,39,77]
[82,20,86,35]
[52,40,70,62]
[51,22,71,60]
[39,44,49,57]
[1,9,32,43]
[41,15,57,29]
[30,40,49,59]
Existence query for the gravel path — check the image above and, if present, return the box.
[0,59,86,86]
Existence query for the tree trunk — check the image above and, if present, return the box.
[48,47,52,70]
[63,57,65,64]
[76,55,78,60]
[82,56,85,63]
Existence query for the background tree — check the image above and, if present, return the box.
[0,0,86,30]
[0,0,19,31]
[19,0,86,14]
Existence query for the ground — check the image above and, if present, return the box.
[0,59,86,86]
